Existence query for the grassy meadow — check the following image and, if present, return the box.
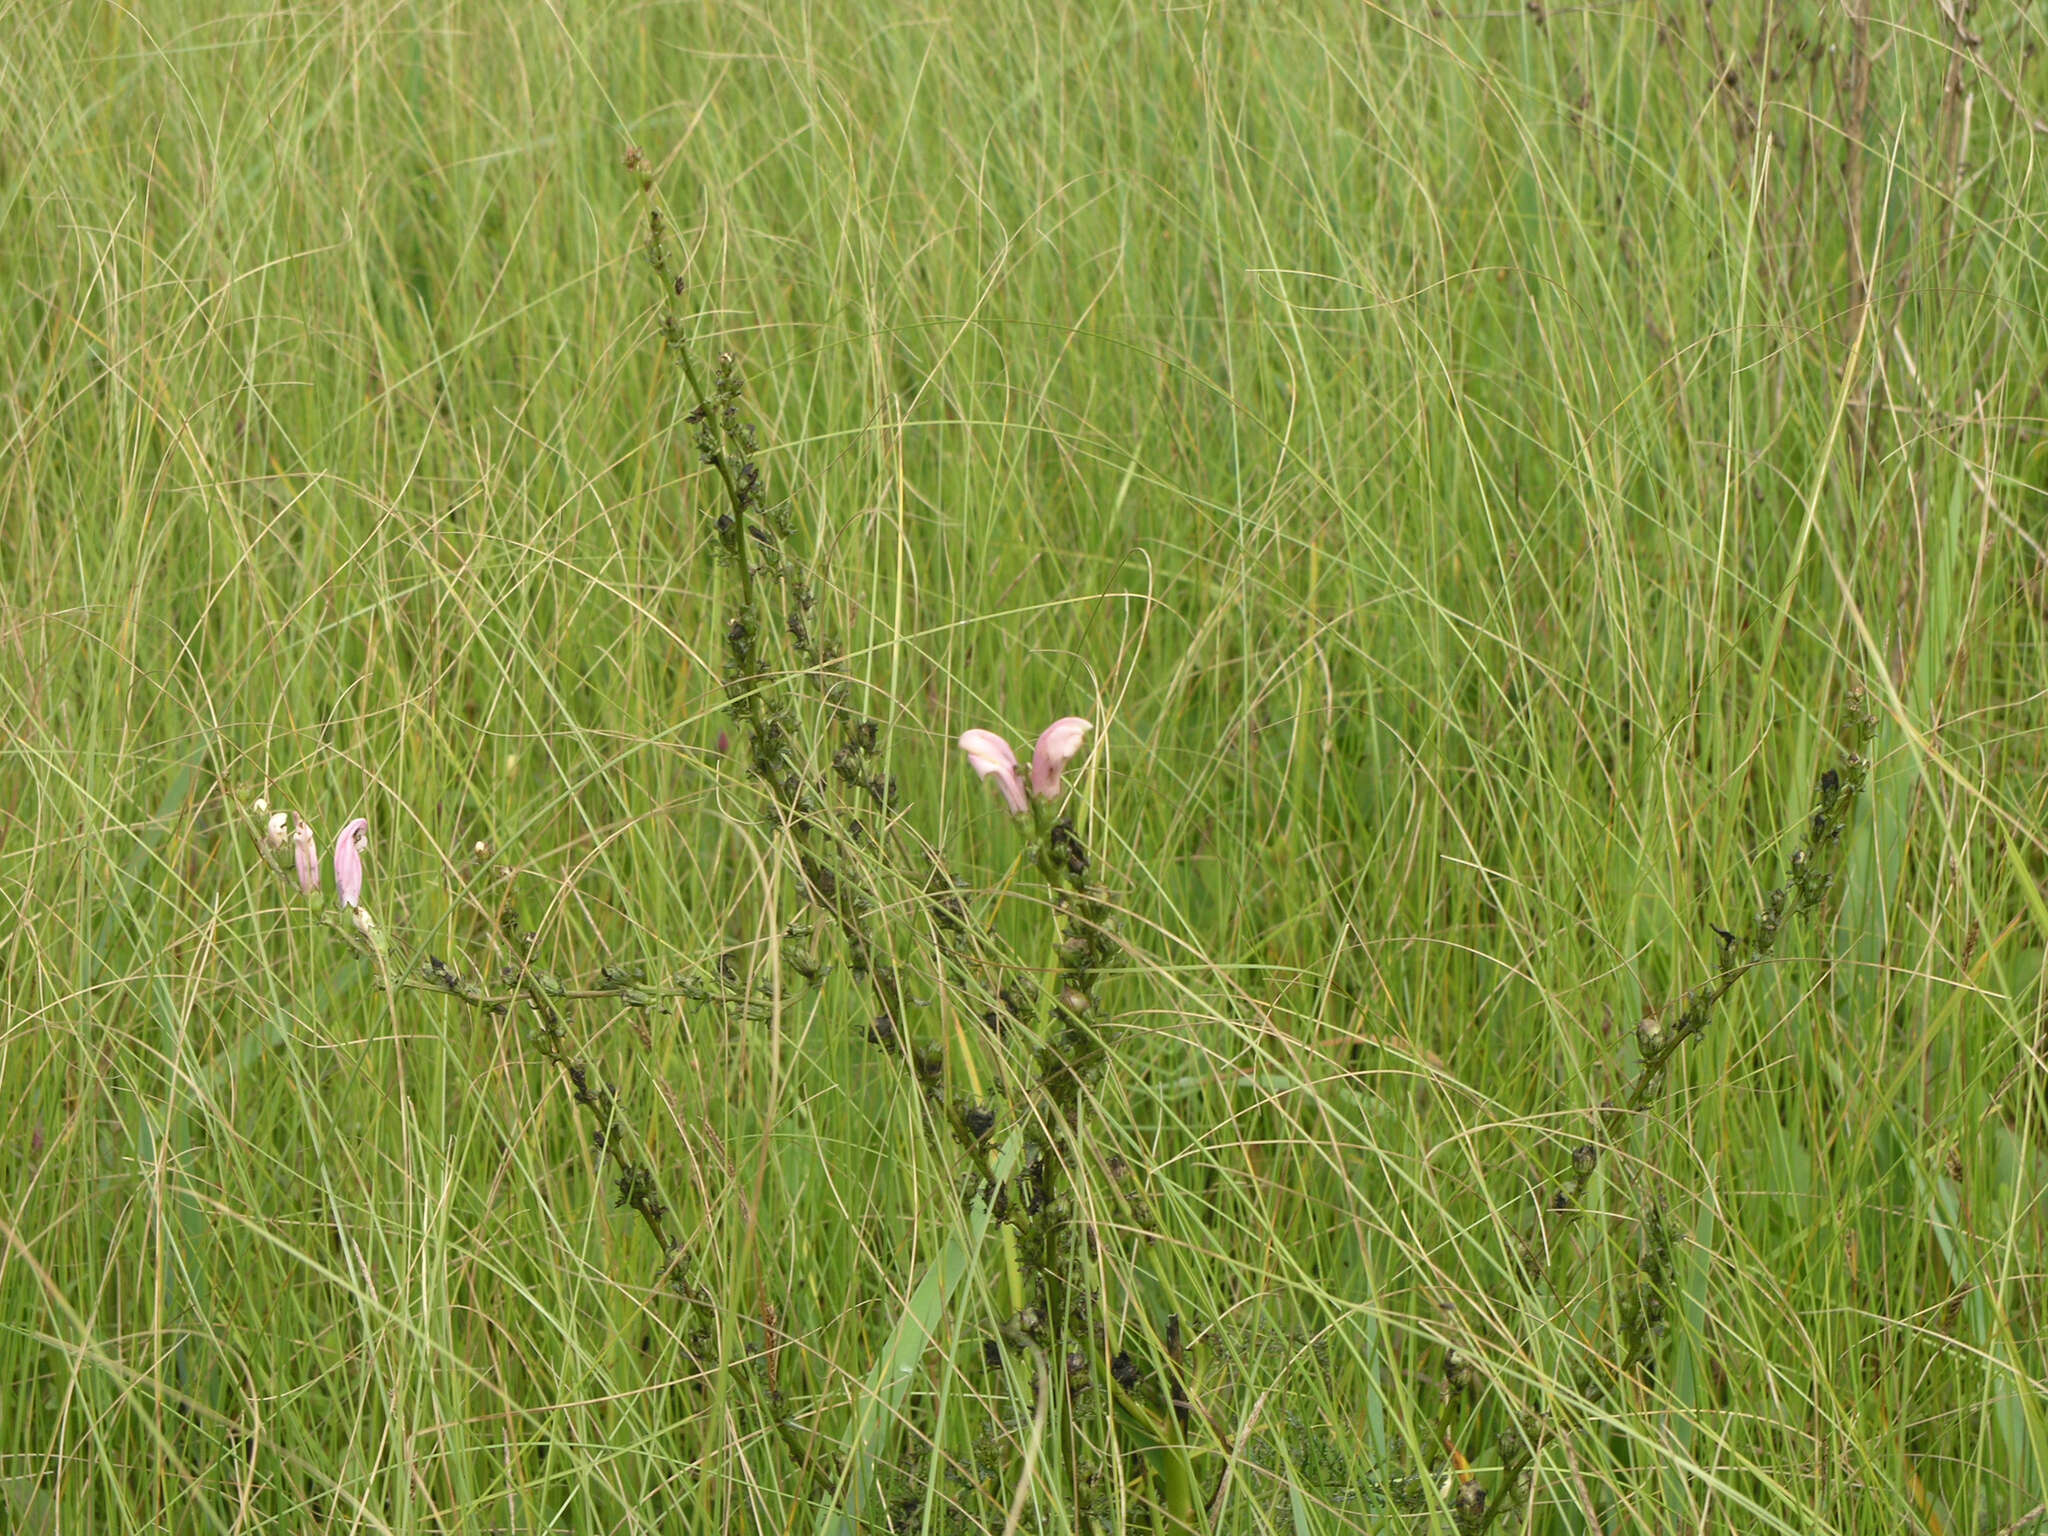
[4,1,2048,1531]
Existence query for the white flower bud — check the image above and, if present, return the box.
[259,811,290,861]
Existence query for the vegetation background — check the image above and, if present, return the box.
[3,1,2046,1531]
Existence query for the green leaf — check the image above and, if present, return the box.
[817,1131,1021,1536]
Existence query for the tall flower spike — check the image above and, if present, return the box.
[959,730,1028,815]
[333,818,368,909]
[293,816,320,896]
[1030,717,1093,800]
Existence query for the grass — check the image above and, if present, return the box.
[3,0,2047,1531]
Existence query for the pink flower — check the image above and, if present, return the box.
[333,818,368,908]
[1030,717,1092,800]
[293,816,320,895]
[961,716,1095,812]
[958,729,1028,815]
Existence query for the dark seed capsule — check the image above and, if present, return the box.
[1453,1480,1487,1531]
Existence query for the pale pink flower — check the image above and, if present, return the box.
[1029,717,1092,800]
[958,729,1028,815]
[293,816,320,895]
[333,818,369,908]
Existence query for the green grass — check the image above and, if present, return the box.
[4,1,2048,1531]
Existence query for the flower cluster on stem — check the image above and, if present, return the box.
[248,799,388,970]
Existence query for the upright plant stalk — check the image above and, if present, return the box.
[250,151,1179,1532]
[1393,695,1880,1533]
[622,148,1020,1191]
[625,148,1179,1527]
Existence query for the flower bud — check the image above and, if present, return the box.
[293,817,320,895]
[333,818,368,908]
[258,810,290,861]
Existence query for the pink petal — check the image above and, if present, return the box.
[1029,717,1092,800]
[333,818,368,908]
[959,729,1028,815]
[293,817,321,895]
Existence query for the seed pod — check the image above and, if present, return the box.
[1453,1480,1487,1532]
